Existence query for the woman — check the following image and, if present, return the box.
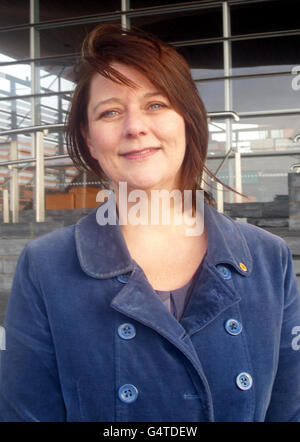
[0,24,300,422]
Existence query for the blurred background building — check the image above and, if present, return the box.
[0,0,299,322]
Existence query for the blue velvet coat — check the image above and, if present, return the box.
[0,202,300,422]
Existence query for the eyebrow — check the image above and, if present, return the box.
[91,91,165,115]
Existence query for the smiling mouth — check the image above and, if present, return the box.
[120,147,161,160]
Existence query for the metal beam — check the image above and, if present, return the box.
[121,0,131,29]
[2,188,9,223]
[207,149,300,160]
[0,154,70,168]
[35,131,45,222]
[0,124,65,136]
[9,140,19,223]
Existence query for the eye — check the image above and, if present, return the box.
[148,102,167,111]
[99,109,120,119]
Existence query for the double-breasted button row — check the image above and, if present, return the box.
[225,318,242,336]
[236,372,253,390]
[216,263,248,280]
[224,319,252,389]
[118,323,136,340]
[216,265,232,280]
[118,322,138,403]
[117,271,252,399]
[118,384,138,403]
[117,274,130,284]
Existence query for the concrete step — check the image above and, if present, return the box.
[0,256,18,275]
[0,221,67,239]
[280,238,300,256]
[0,238,29,255]
[247,218,288,228]
[16,208,92,223]
[293,258,300,275]
[0,291,9,325]
[0,275,13,293]
[224,200,289,219]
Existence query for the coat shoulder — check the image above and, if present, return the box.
[26,224,76,253]
[23,224,78,270]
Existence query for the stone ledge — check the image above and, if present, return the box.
[0,239,29,255]
[0,221,65,239]
[224,201,289,219]
[0,257,18,274]
[0,275,13,291]
[247,218,288,227]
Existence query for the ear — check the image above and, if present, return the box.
[80,125,98,160]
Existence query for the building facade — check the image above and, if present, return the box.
[0,0,299,220]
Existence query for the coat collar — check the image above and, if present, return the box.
[204,203,253,277]
[75,195,253,279]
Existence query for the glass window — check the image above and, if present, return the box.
[232,74,300,113]
[197,80,224,112]
[40,94,71,126]
[40,21,120,57]
[0,60,31,97]
[0,138,10,164]
[0,133,34,215]
[205,155,235,204]
[207,113,300,203]
[232,35,300,76]
[131,0,191,8]
[41,96,59,125]
[231,0,300,35]
[0,58,31,132]
[131,7,222,42]
[177,43,223,79]
[208,119,227,155]
[207,114,300,156]
[0,29,30,59]
[0,98,32,131]
[232,114,300,154]
[206,152,297,204]
[239,154,295,203]
[0,1,29,27]
[37,57,77,92]
[39,0,121,21]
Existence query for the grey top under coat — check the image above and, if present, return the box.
[156,260,204,321]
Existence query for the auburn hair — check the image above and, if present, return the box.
[66,23,229,206]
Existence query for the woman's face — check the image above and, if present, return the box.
[85,62,186,194]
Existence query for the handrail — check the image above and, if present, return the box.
[0,124,66,137]
[213,147,233,177]
[291,163,300,171]
[207,111,240,121]
[0,154,70,167]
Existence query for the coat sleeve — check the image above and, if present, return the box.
[0,245,66,421]
[265,243,300,422]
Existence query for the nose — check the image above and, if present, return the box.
[123,109,148,138]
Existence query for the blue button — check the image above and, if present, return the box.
[216,265,231,279]
[117,274,130,283]
[236,372,253,391]
[225,318,242,336]
[118,323,136,340]
[118,384,138,403]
